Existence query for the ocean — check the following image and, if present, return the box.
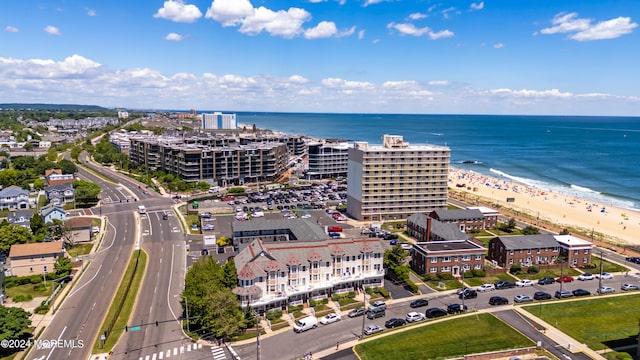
[232,112,640,211]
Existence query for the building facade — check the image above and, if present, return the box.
[0,185,29,210]
[428,209,486,232]
[306,141,350,180]
[488,234,560,268]
[411,240,486,277]
[8,242,65,277]
[554,235,593,266]
[232,238,385,311]
[346,135,450,221]
[201,112,237,130]
[406,213,467,242]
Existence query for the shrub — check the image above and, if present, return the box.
[471,269,486,277]
[437,273,455,281]
[331,293,341,301]
[365,287,374,295]
[266,310,282,321]
[463,271,474,278]
[527,265,539,274]
[13,295,33,302]
[309,299,317,307]
[375,287,389,298]
[288,304,303,313]
[33,283,47,292]
[322,298,329,305]
[582,263,597,269]
[30,275,42,284]
[405,280,419,294]
[35,303,50,314]
[348,291,356,299]
[509,264,522,275]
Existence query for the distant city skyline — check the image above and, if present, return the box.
[1,0,639,115]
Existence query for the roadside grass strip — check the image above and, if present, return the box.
[355,313,533,360]
[93,249,148,353]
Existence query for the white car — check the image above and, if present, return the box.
[477,284,496,292]
[596,272,614,280]
[405,312,426,323]
[577,273,595,281]
[515,279,534,287]
[319,313,342,325]
[597,286,615,294]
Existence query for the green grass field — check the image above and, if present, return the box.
[524,294,640,351]
[355,313,534,360]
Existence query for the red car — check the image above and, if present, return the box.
[328,226,343,232]
[556,275,574,283]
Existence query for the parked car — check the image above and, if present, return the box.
[556,275,575,283]
[477,284,496,292]
[625,257,640,264]
[447,303,468,314]
[459,288,478,300]
[514,294,534,303]
[555,289,573,298]
[597,286,615,294]
[538,276,556,285]
[363,324,384,335]
[596,272,614,280]
[348,307,367,318]
[319,313,342,325]
[385,318,406,328]
[533,291,552,300]
[294,316,318,333]
[494,280,516,289]
[489,296,509,305]
[622,283,640,291]
[367,307,386,319]
[405,312,426,323]
[327,226,343,232]
[371,301,387,310]
[572,288,591,297]
[425,308,448,318]
[515,279,534,287]
[577,273,595,281]
[410,299,429,308]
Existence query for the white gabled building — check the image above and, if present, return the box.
[233,238,385,311]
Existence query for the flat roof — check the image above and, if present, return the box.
[554,235,594,247]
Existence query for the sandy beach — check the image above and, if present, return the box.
[448,168,640,249]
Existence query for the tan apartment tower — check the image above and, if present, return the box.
[346,134,450,221]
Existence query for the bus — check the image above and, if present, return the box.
[138,205,146,214]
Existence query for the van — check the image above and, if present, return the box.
[293,316,318,333]
[367,307,385,320]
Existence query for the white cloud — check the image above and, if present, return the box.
[488,88,573,98]
[165,33,184,41]
[288,75,309,83]
[428,80,450,86]
[205,0,255,27]
[358,29,365,40]
[470,2,484,11]
[493,42,505,48]
[5,26,18,33]
[44,25,61,36]
[429,29,454,39]
[304,21,338,39]
[154,0,203,23]
[540,12,637,41]
[364,0,385,6]
[387,23,454,39]
[441,7,460,19]
[87,9,97,16]
[240,6,310,38]
[409,13,427,20]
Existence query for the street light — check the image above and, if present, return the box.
[361,292,369,338]
[598,250,605,293]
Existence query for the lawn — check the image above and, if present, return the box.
[355,313,534,360]
[587,258,628,273]
[67,243,94,258]
[6,282,54,300]
[523,293,640,351]
[424,279,463,291]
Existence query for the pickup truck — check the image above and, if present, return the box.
[327,226,343,232]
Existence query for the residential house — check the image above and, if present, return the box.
[554,235,593,266]
[232,238,385,312]
[406,213,467,242]
[7,241,66,277]
[488,234,560,268]
[0,185,29,210]
[7,209,34,229]
[40,204,67,224]
[429,208,486,232]
[45,169,75,186]
[45,183,75,205]
[66,217,93,244]
[411,239,486,277]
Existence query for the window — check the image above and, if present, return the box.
[442,256,451,262]
[430,257,438,263]
[509,250,514,255]
[462,255,471,261]
[527,249,531,254]
[429,267,438,273]
[474,255,483,260]
[474,264,482,270]
[573,250,579,255]
[584,249,589,254]
[509,259,514,264]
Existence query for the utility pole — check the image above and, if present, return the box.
[598,250,604,293]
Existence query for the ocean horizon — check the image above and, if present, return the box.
[203,112,640,211]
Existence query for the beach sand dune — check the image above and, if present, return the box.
[449,168,639,250]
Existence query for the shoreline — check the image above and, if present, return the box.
[448,167,640,248]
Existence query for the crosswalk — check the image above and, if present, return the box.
[137,343,227,360]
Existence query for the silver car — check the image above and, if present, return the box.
[622,283,640,291]
[363,324,384,335]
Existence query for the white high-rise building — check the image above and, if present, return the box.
[346,134,450,221]
[201,112,237,129]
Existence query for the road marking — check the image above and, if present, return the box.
[46,326,66,360]
[212,345,226,359]
[158,352,163,360]
[67,265,103,299]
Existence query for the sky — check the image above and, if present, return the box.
[1,0,639,116]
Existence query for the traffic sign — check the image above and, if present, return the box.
[129,326,141,332]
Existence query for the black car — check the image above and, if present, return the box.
[533,291,552,300]
[447,303,468,314]
[572,288,591,297]
[538,276,556,285]
[459,288,478,300]
[348,307,367,318]
[489,296,509,305]
[384,318,406,328]
[410,299,429,308]
[626,257,640,264]
[494,280,516,289]
[425,307,448,318]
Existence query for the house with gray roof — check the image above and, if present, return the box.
[0,185,29,210]
[7,209,34,229]
[406,213,467,242]
[40,204,67,224]
[232,238,385,312]
[429,208,486,231]
[232,218,330,250]
[45,183,75,205]
[488,234,560,267]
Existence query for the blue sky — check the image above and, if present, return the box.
[1,0,639,115]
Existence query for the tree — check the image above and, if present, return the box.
[222,259,238,289]
[73,179,101,206]
[33,178,45,191]
[54,256,73,277]
[57,159,77,174]
[522,225,540,235]
[507,218,517,231]
[384,245,408,270]
[0,306,32,352]
[70,146,81,161]
[30,213,45,235]
[46,148,58,162]
[23,142,34,152]
[0,224,33,253]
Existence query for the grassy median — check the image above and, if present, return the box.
[355,313,533,360]
[93,249,148,353]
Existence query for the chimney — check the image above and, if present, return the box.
[426,217,432,242]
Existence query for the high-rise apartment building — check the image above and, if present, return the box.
[306,141,350,179]
[201,112,237,129]
[346,134,450,221]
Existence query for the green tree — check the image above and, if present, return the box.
[11,156,35,171]
[46,148,58,162]
[507,218,517,231]
[73,180,101,206]
[522,225,540,235]
[57,159,77,174]
[70,146,81,161]
[222,259,238,289]
[33,178,45,191]
[30,213,45,235]
[54,256,73,277]
[23,142,34,152]
[384,245,408,270]
[0,224,33,253]
[0,306,32,349]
